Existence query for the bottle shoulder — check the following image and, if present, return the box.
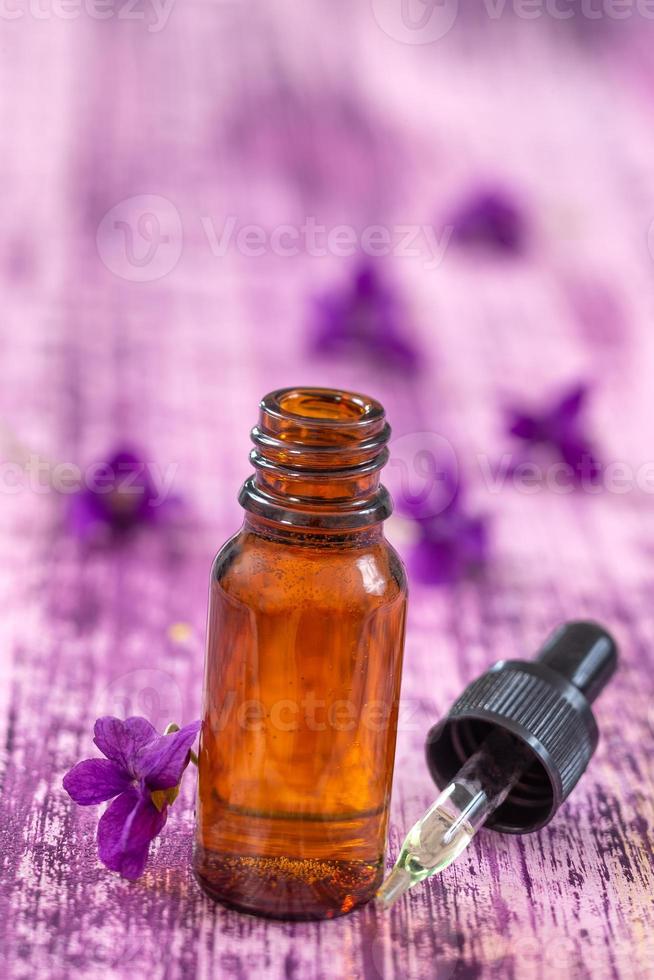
[210,525,407,608]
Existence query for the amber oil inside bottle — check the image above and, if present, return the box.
[193,388,407,919]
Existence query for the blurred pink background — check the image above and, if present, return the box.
[1,5,654,979]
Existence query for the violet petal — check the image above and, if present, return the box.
[67,490,107,539]
[97,787,140,872]
[137,720,201,790]
[67,447,170,538]
[93,716,158,775]
[550,383,587,425]
[559,438,601,481]
[450,188,527,255]
[97,786,167,880]
[411,535,461,585]
[63,758,133,805]
[408,509,489,586]
[508,411,544,442]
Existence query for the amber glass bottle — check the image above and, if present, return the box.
[193,387,407,920]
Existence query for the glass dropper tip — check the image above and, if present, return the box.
[375,864,413,909]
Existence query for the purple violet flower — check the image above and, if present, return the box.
[399,470,489,585]
[63,716,200,880]
[68,448,178,539]
[310,262,420,372]
[506,383,600,483]
[448,187,527,255]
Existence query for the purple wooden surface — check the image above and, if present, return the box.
[1,7,654,979]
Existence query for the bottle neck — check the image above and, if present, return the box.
[243,513,384,548]
[238,387,393,531]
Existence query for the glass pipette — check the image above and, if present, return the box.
[376,729,533,909]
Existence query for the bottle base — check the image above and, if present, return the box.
[193,848,382,921]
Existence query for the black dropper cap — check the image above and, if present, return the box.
[425,621,618,833]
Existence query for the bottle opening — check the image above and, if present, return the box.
[272,388,383,425]
[260,388,387,450]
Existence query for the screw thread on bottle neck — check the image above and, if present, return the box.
[239,387,393,530]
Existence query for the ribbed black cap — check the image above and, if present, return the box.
[425,621,618,833]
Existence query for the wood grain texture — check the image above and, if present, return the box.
[1,9,654,979]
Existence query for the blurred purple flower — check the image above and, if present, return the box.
[399,470,489,585]
[63,716,200,880]
[68,448,178,539]
[449,187,527,255]
[310,262,420,372]
[506,383,600,482]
